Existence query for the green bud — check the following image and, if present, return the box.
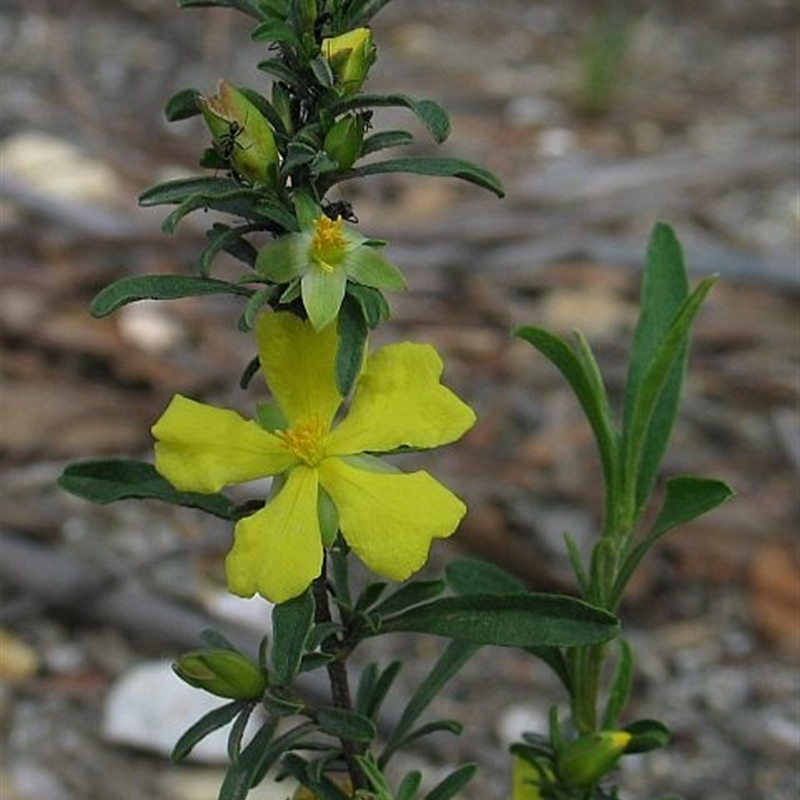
[323,114,364,170]
[321,28,376,97]
[512,753,553,800]
[556,730,631,788]
[173,649,268,700]
[200,80,279,187]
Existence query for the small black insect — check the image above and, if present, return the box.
[323,199,358,224]
[214,116,249,164]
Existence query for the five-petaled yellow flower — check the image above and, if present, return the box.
[151,311,476,603]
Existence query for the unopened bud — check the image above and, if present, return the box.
[557,730,631,788]
[321,28,376,97]
[173,649,267,700]
[200,80,279,187]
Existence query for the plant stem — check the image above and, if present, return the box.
[312,569,366,792]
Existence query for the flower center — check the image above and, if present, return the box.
[310,215,346,273]
[275,416,327,466]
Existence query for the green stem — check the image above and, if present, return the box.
[312,567,366,792]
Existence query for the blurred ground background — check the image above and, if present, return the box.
[0,1,798,798]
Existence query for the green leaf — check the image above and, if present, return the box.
[199,628,242,652]
[171,700,245,761]
[340,156,505,197]
[379,594,618,647]
[623,718,671,754]
[609,475,733,607]
[316,707,377,743]
[200,223,260,276]
[228,703,257,761]
[219,720,312,800]
[371,580,446,618]
[271,588,315,685]
[178,0,266,19]
[332,93,451,143]
[280,754,352,800]
[58,460,239,520]
[164,88,203,121]
[379,639,478,766]
[139,176,240,206]
[336,294,369,396]
[445,557,525,595]
[601,638,634,729]
[649,475,734,541]
[513,326,619,499]
[90,274,253,317]
[257,57,303,89]
[445,559,573,694]
[621,276,717,519]
[361,129,415,156]
[397,770,423,800]
[624,223,690,513]
[425,764,478,800]
[355,659,402,720]
[345,283,390,329]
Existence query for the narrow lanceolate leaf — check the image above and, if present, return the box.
[424,764,478,800]
[513,326,618,495]
[380,639,478,766]
[332,93,451,143]
[621,275,717,515]
[378,594,618,647]
[58,460,239,520]
[90,274,253,317]
[316,707,377,743]
[171,700,245,761]
[138,176,241,206]
[623,222,691,512]
[270,589,315,685]
[361,130,415,156]
[340,157,505,198]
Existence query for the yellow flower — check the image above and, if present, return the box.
[151,312,475,603]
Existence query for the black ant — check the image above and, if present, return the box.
[214,115,249,164]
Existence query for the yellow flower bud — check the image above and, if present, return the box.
[321,28,376,96]
[556,730,631,788]
[173,649,267,700]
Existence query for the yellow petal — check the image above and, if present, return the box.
[326,342,476,455]
[225,466,323,603]
[152,394,295,493]
[255,312,342,428]
[319,458,466,580]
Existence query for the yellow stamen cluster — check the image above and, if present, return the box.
[310,215,346,273]
[275,416,327,466]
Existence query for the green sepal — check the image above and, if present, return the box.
[58,459,239,520]
[90,274,252,317]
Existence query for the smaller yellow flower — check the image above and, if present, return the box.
[151,312,475,603]
[257,213,406,331]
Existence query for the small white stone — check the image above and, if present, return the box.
[103,659,262,763]
[496,705,549,747]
